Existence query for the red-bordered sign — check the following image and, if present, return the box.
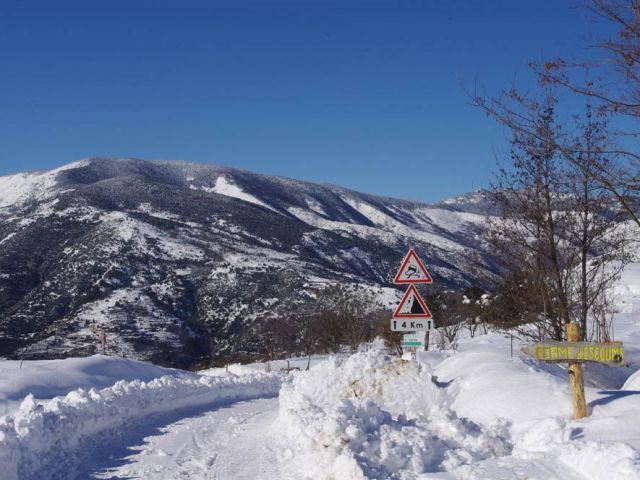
[393,284,433,318]
[393,249,433,284]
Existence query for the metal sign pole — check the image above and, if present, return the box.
[392,248,435,356]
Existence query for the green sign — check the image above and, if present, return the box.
[402,332,425,348]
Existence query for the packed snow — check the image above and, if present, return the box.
[83,397,286,480]
[0,370,281,479]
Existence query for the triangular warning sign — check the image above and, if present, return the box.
[393,249,433,284]
[393,285,432,318]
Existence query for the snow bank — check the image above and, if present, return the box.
[622,368,640,390]
[432,333,573,425]
[0,371,281,479]
[279,351,509,479]
[0,355,191,415]
[427,332,640,479]
[279,334,640,479]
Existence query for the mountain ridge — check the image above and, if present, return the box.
[1,157,490,212]
[0,157,494,366]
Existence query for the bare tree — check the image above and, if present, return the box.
[485,1,640,228]
[425,290,469,350]
[480,270,551,340]
[310,284,381,353]
[461,286,487,338]
[261,315,296,361]
[474,79,630,340]
[377,319,403,356]
[483,88,573,339]
[565,108,631,335]
[289,313,312,369]
[591,285,618,341]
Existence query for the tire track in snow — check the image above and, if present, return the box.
[84,398,286,479]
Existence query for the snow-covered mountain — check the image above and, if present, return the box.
[0,158,494,366]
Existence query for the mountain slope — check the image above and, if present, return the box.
[0,158,493,366]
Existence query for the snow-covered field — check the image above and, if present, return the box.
[2,265,640,479]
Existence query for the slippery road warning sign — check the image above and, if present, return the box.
[393,284,432,319]
[393,249,433,284]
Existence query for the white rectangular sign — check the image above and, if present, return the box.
[402,331,426,347]
[390,318,433,332]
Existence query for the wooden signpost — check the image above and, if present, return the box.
[520,340,624,365]
[522,322,624,420]
[565,323,588,420]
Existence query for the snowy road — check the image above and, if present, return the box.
[78,398,287,480]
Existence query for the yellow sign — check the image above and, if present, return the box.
[522,341,624,365]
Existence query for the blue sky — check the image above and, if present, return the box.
[0,1,607,202]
